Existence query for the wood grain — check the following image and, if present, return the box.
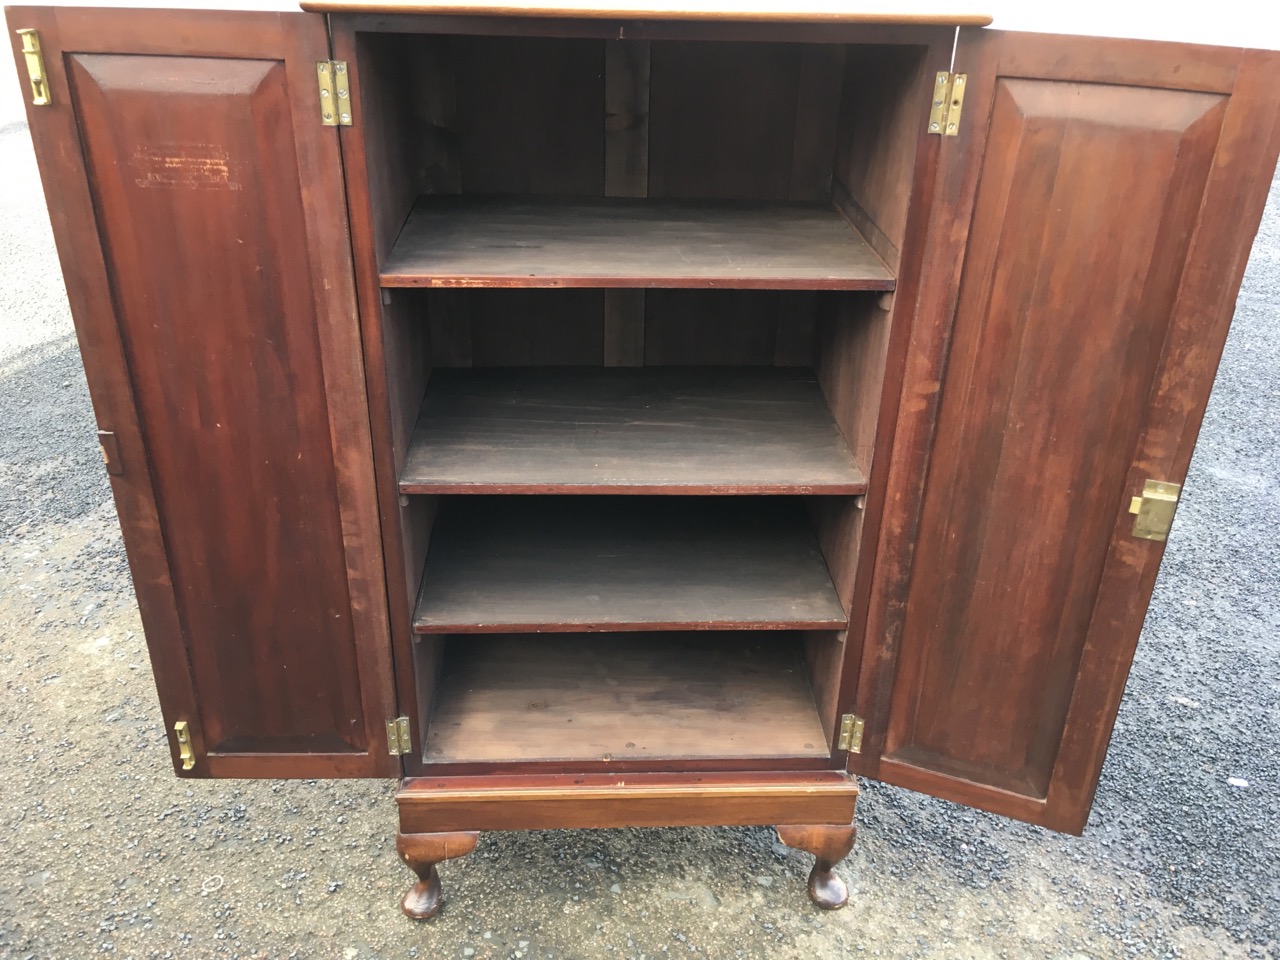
[855,30,1280,833]
[422,633,830,763]
[397,770,860,832]
[399,368,865,495]
[380,197,895,289]
[15,10,397,777]
[413,497,848,632]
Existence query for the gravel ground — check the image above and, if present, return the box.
[1,62,1279,960]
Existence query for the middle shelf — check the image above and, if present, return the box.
[399,367,866,496]
[413,496,848,634]
[380,196,896,290]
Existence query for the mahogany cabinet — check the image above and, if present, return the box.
[9,1,1280,918]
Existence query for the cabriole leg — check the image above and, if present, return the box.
[775,822,857,909]
[396,830,480,920]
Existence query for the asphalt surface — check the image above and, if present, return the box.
[1,62,1279,960]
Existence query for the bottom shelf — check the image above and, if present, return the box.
[422,633,830,765]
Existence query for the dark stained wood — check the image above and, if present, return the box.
[381,197,895,289]
[790,45,846,202]
[649,41,788,199]
[854,30,1280,833]
[832,43,933,269]
[602,39,650,362]
[464,289,606,364]
[397,830,480,920]
[414,498,848,633]
[603,289,646,366]
[454,35,604,195]
[604,39,650,198]
[424,633,829,763]
[332,27,436,777]
[333,12,963,46]
[397,771,859,832]
[774,822,858,909]
[10,8,396,778]
[802,629,846,746]
[399,368,865,495]
[643,290,798,366]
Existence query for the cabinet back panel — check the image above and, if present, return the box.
[416,289,828,367]
[453,36,605,195]
[393,35,852,203]
[67,54,368,755]
[884,78,1227,797]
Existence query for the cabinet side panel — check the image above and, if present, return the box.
[67,54,368,755]
[883,79,1226,798]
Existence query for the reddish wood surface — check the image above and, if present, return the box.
[852,30,1280,832]
[775,822,858,909]
[397,831,480,919]
[397,771,859,832]
[7,7,396,777]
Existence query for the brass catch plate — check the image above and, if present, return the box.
[1128,479,1181,542]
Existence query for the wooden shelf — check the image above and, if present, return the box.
[380,197,895,290]
[414,497,848,633]
[422,633,830,764]
[399,367,866,495]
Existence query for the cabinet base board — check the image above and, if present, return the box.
[395,771,859,915]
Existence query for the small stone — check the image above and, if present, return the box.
[463,949,475,958]
[755,876,774,887]
[610,883,622,894]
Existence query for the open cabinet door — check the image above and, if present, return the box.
[6,8,398,777]
[847,29,1280,832]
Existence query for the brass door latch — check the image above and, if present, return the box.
[1128,479,1181,542]
[173,720,195,770]
[17,29,51,106]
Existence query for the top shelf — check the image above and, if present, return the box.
[380,197,896,291]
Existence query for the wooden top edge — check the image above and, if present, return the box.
[301,0,993,26]
[399,770,858,797]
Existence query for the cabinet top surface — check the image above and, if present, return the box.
[298,0,992,24]
[9,2,1279,49]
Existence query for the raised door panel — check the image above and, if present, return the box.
[7,8,397,776]
[850,31,1280,831]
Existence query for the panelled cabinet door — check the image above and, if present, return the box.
[850,31,1280,832]
[7,8,398,777]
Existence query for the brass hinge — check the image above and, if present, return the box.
[837,714,866,753]
[928,72,966,136]
[386,717,412,756]
[1128,479,1181,542]
[17,29,51,106]
[173,720,195,771]
[316,61,352,126]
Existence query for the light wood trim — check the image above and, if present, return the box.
[303,0,992,26]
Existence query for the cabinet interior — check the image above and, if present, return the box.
[351,27,932,771]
